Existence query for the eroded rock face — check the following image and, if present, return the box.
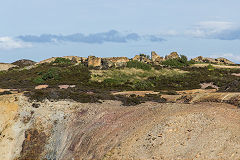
[88,56,102,67]
[192,56,235,65]
[12,59,36,68]
[133,55,151,63]
[151,51,165,64]
[102,57,129,68]
[1,93,240,160]
[165,52,180,60]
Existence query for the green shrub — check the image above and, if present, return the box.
[133,80,154,90]
[42,68,60,81]
[32,64,91,85]
[51,57,73,66]
[127,60,152,70]
[161,55,195,67]
[33,76,45,84]
[60,64,91,84]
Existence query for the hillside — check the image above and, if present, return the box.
[1,52,240,159]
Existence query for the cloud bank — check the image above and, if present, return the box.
[186,21,240,40]
[17,30,165,44]
[0,37,32,49]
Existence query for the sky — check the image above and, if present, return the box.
[1,0,240,63]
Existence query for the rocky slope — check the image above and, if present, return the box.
[1,91,240,160]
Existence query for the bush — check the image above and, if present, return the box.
[161,55,195,67]
[33,68,60,84]
[51,57,73,66]
[133,80,154,90]
[127,60,152,70]
[32,64,91,85]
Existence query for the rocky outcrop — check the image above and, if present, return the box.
[192,56,235,65]
[36,56,87,65]
[165,52,180,60]
[12,59,36,68]
[102,57,129,68]
[133,54,151,63]
[151,51,165,64]
[27,51,237,69]
[88,56,102,67]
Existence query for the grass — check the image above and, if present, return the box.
[91,68,187,82]
[90,68,188,90]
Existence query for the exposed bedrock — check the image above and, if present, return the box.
[1,94,240,159]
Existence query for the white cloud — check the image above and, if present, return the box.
[186,21,236,38]
[0,37,32,49]
[210,53,240,63]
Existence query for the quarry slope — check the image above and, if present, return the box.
[1,93,240,160]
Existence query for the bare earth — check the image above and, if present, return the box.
[1,92,240,159]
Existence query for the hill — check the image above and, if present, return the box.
[1,52,240,159]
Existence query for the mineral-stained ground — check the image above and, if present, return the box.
[1,93,240,160]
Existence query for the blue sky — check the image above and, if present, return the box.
[1,0,240,63]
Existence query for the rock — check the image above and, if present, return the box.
[88,56,102,67]
[192,56,235,65]
[165,52,180,60]
[133,54,151,63]
[2,91,240,159]
[216,57,235,65]
[151,51,164,64]
[35,85,49,90]
[59,85,70,89]
[58,85,76,89]
[36,56,87,65]
[12,59,36,68]
[192,56,204,63]
[102,57,129,68]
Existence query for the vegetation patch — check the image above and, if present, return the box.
[161,55,195,67]
[126,60,152,70]
[50,57,75,66]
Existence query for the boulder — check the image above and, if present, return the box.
[192,56,204,63]
[12,59,36,67]
[192,56,235,65]
[151,51,164,64]
[216,57,235,65]
[133,54,151,63]
[165,52,180,60]
[102,57,129,68]
[88,56,102,67]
